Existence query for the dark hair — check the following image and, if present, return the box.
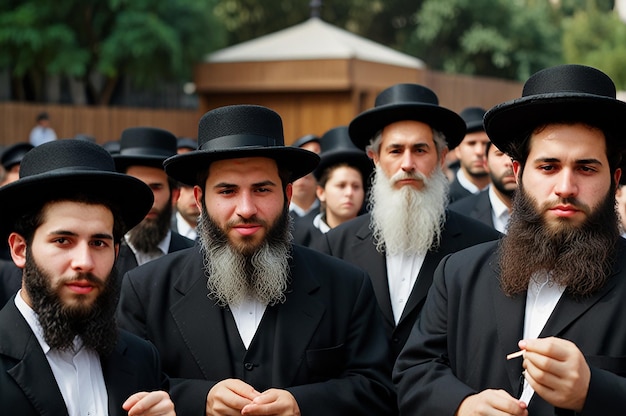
[36,112,49,122]
[317,162,365,189]
[14,193,126,245]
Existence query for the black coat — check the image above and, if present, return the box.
[117,245,396,416]
[448,188,495,229]
[314,211,501,359]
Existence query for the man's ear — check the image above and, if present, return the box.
[193,185,203,211]
[285,183,293,204]
[512,160,522,184]
[439,147,449,169]
[8,232,27,269]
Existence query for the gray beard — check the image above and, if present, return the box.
[197,204,292,307]
[368,164,449,256]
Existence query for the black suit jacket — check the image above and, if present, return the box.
[0,299,167,416]
[292,211,324,248]
[116,230,194,277]
[117,245,396,416]
[314,211,501,358]
[448,175,473,203]
[448,188,495,229]
[0,260,22,307]
[395,240,626,415]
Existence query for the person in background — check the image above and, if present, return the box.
[448,107,491,202]
[615,160,626,238]
[113,127,194,276]
[315,84,501,362]
[0,139,175,415]
[117,104,396,416]
[395,64,626,416]
[171,137,200,240]
[28,112,57,147]
[449,141,516,233]
[293,126,372,247]
[0,142,34,187]
[289,134,321,219]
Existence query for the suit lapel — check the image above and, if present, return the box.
[473,191,494,227]
[271,249,325,387]
[102,337,136,416]
[352,219,395,327]
[0,302,68,415]
[170,252,233,380]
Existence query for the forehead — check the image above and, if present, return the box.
[207,157,281,182]
[527,123,608,161]
[381,120,435,146]
[39,200,114,228]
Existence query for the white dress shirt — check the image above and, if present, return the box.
[488,185,511,234]
[230,298,267,349]
[386,252,427,324]
[15,291,108,416]
[456,169,486,194]
[175,211,197,240]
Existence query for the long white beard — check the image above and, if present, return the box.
[197,208,292,307]
[368,164,449,255]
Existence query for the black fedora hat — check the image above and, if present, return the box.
[314,126,373,183]
[484,64,626,159]
[164,105,320,186]
[349,83,466,151]
[1,142,34,170]
[0,139,153,240]
[459,107,487,134]
[114,127,178,171]
[292,134,320,149]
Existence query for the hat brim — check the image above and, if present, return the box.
[0,171,153,241]
[164,147,320,186]
[484,93,626,158]
[114,155,168,172]
[313,150,374,184]
[349,103,467,151]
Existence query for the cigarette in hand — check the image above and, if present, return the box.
[506,350,524,360]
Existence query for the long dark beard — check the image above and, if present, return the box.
[23,250,120,356]
[498,182,620,298]
[196,202,293,307]
[127,201,173,253]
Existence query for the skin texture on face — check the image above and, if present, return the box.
[455,130,490,179]
[291,172,318,210]
[514,123,621,231]
[195,157,291,255]
[126,165,176,223]
[10,201,117,310]
[316,165,364,228]
[485,144,516,206]
[369,120,447,191]
[175,184,200,227]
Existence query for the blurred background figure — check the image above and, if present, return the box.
[293,126,372,247]
[171,137,200,240]
[28,112,57,146]
[449,141,516,233]
[289,134,321,219]
[0,142,33,187]
[616,161,626,238]
[448,107,490,202]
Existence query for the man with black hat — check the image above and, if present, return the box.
[0,139,175,415]
[289,134,321,219]
[0,142,34,186]
[395,64,626,415]
[114,127,194,276]
[314,83,500,360]
[448,106,492,202]
[117,105,396,415]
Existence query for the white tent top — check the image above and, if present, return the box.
[206,17,424,69]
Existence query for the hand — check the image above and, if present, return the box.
[241,389,300,416]
[206,379,260,416]
[123,391,175,416]
[456,389,528,415]
[519,337,590,412]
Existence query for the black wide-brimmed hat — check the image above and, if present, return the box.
[0,139,153,240]
[114,127,178,171]
[314,126,373,183]
[292,134,320,149]
[460,107,487,134]
[1,142,34,170]
[164,105,320,186]
[349,83,466,151]
[484,64,626,159]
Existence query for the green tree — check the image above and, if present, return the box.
[562,4,626,88]
[407,0,562,81]
[0,0,226,104]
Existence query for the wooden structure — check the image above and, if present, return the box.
[194,17,522,143]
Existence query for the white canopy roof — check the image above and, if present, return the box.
[206,17,424,69]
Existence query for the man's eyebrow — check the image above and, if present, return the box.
[532,157,603,165]
[48,230,114,240]
[252,180,277,187]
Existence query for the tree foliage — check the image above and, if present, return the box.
[0,0,225,104]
